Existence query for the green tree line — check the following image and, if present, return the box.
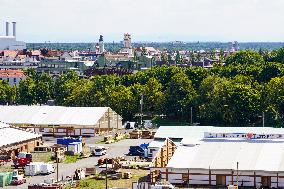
[2,48,284,127]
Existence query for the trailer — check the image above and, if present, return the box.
[40,163,55,175]
[25,162,54,176]
[25,162,42,176]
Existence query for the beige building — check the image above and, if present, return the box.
[0,122,42,158]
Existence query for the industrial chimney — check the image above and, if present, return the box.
[12,22,16,38]
[5,22,9,36]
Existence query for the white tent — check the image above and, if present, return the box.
[0,106,121,128]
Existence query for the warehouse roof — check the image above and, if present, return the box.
[167,139,284,173]
[0,106,113,126]
[0,122,41,147]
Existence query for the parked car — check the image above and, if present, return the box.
[128,146,145,156]
[11,175,26,185]
[91,146,107,156]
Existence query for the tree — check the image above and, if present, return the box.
[143,78,165,115]
[265,77,284,119]
[270,47,284,63]
[65,79,94,106]
[0,81,10,105]
[199,75,262,126]
[7,85,17,105]
[226,50,264,65]
[105,85,136,120]
[54,71,79,105]
[34,81,51,105]
[18,78,36,105]
[164,72,197,119]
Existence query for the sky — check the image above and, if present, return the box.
[0,0,283,42]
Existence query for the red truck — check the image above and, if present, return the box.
[13,152,32,168]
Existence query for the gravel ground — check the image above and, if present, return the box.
[6,138,152,189]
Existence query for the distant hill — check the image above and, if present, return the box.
[26,42,284,52]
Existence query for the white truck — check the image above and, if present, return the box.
[25,162,55,176]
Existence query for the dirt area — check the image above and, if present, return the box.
[66,168,149,189]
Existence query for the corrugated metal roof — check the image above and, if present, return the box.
[0,106,111,127]
[0,123,41,147]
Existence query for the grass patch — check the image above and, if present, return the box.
[31,152,53,163]
[64,154,81,164]
[69,169,148,189]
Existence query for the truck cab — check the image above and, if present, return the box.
[17,152,32,160]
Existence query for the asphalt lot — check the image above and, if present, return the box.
[7,138,152,189]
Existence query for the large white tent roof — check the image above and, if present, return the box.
[154,126,284,139]
[0,106,110,126]
[167,139,284,173]
[0,122,41,148]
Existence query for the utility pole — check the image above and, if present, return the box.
[262,111,265,127]
[140,94,143,127]
[237,162,239,187]
[56,150,59,182]
[105,158,108,189]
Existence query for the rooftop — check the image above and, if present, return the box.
[0,106,118,127]
[0,122,41,148]
[0,69,26,78]
[167,139,284,174]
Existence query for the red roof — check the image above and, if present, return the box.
[0,69,26,78]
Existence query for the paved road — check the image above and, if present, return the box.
[8,138,152,189]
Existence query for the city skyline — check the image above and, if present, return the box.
[1,0,284,42]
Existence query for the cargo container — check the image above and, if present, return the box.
[0,172,13,188]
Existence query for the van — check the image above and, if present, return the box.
[92,146,107,156]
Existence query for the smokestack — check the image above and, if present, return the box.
[5,22,9,36]
[12,22,16,38]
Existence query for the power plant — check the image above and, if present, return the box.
[0,21,26,50]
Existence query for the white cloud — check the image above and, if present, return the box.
[0,0,283,42]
